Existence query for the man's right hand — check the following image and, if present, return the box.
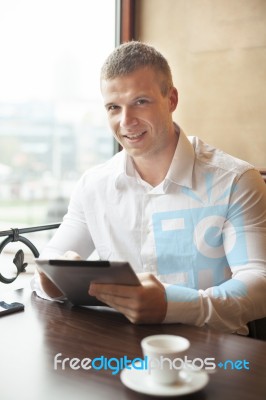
[38,250,81,298]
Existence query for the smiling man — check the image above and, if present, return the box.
[35,42,266,335]
[101,65,178,187]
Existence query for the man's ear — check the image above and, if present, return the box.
[168,87,178,112]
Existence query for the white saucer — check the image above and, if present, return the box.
[120,362,209,397]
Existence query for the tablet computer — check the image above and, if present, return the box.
[35,259,140,306]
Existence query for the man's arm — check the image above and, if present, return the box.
[165,169,266,333]
[89,170,266,333]
[34,174,95,299]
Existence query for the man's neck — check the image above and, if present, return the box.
[133,131,180,187]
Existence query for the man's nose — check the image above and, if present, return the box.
[120,107,138,128]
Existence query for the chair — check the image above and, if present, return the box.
[247,169,266,340]
[248,318,266,340]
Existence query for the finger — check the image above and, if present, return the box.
[89,282,140,298]
[95,292,134,309]
[88,283,141,311]
[137,272,158,284]
[93,292,141,323]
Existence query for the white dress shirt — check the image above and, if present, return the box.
[36,128,266,334]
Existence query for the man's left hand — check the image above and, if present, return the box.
[88,273,167,324]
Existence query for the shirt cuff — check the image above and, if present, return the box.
[162,283,205,325]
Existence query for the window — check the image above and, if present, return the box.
[0,0,116,225]
[0,0,116,281]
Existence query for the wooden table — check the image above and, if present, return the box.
[1,288,266,400]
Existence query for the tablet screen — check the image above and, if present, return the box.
[35,259,140,306]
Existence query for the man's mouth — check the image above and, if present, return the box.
[123,131,146,140]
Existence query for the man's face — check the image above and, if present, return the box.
[101,67,178,161]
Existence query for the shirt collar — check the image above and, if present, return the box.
[164,128,195,190]
[114,150,133,189]
[114,125,195,191]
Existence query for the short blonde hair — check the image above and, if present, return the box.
[101,41,173,96]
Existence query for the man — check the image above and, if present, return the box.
[35,41,266,335]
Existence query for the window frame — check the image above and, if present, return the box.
[116,0,135,44]
[114,0,135,152]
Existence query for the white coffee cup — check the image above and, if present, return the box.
[141,334,190,385]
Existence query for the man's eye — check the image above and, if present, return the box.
[107,105,119,111]
[136,99,147,105]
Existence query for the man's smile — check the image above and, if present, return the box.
[122,131,147,141]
